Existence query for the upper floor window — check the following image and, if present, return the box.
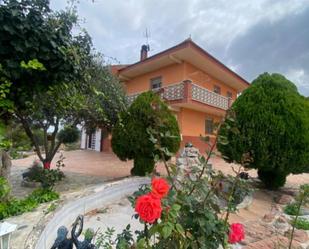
[214,85,221,95]
[227,91,233,99]
[150,77,162,90]
[205,118,214,134]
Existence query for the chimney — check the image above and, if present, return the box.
[140,44,149,61]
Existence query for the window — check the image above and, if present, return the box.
[205,118,214,134]
[227,91,233,98]
[150,77,162,90]
[214,85,221,94]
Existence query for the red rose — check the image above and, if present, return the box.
[228,223,245,244]
[151,178,170,199]
[135,194,162,223]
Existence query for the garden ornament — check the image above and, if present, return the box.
[185,142,193,148]
[71,215,97,249]
[50,226,73,249]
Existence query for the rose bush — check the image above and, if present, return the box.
[95,110,249,249]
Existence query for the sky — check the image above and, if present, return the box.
[51,0,309,96]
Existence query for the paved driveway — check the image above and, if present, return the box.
[13,150,133,179]
[13,149,309,188]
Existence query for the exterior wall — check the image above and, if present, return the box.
[80,130,87,149]
[125,61,238,100]
[102,134,112,152]
[184,62,238,100]
[94,129,102,152]
[178,107,221,153]
[80,128,102,152]
[85,60,242,153]
[178,107,221,136]
[125,63,185,94]
[181,135,216,154]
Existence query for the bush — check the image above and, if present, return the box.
[25,156,65,190]
[131,157,155,176]
[57,126,80,144]
[112,91,181,176]
[0,188,59,220]
[218,73,309,189]
[284,202,299,216]
[292,218,309,230]
[257,170,287,190]
[0,177,10,201]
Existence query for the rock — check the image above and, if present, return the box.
[176,145,201,184]
[262,212,276,223]
[21,179,41,188]
[285,229,309,243]
[0,150,12,185]
[273,216,289,232]
[277,216,288,223]
[275,194,295,205]
[243,221,275,244]
[243,235,302,249]
[271,204,283,213]
[300,207,309,215]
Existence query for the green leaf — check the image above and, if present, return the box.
[175,223,185,234]
[162,225,173,239]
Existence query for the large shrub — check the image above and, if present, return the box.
[112,91,181,176]
[218,73,309,189]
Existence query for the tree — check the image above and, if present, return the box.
[0,66,13,182]
[80,60,128,134]
[0,0,127,169]
[0,0,92,105]
[218,73,309,189]
[11,63,126,169]
[112,91,181,176]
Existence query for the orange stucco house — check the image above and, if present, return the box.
[81,39,249,152]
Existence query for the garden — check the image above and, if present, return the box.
[1,0,309,249]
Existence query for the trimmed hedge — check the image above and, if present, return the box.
[218,73,309,189]
[112,91,180,176]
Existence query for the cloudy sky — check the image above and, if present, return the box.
[51,0,309,96]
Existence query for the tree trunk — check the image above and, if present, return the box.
[0,150,12,185]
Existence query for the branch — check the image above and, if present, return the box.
[50,141,62,162]
[188,125,221,196]
[16,112,44,161]
[47,117,59,160]
[43,127,49,156]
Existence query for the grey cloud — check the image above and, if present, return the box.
[225,6,309,96]
[50,0,309,96]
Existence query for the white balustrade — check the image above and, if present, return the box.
[191,83,229,110]
[127,81,230,110]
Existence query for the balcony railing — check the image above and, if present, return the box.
[127,80,231,110]
[191,83,230,110]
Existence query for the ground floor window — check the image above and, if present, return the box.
[205,118,214,134]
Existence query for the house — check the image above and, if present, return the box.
[80,38,249,152]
